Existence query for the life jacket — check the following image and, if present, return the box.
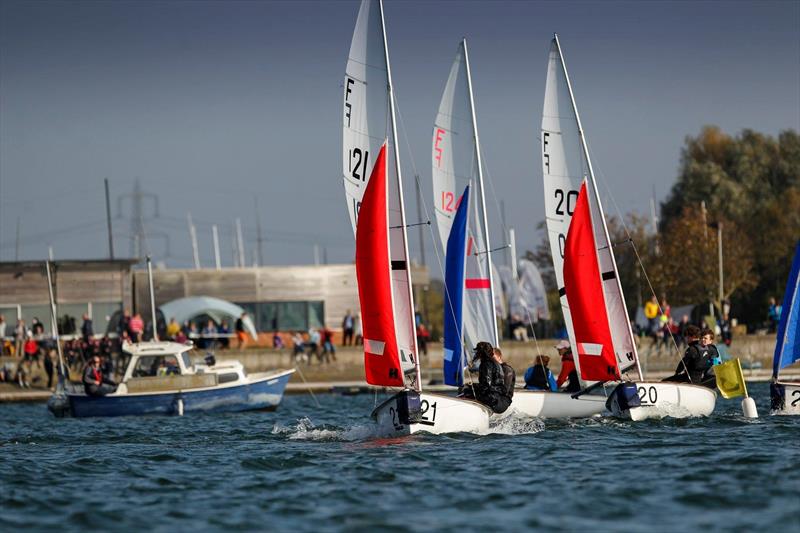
[524,364,555,391]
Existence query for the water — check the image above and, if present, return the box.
[1,383,797,532]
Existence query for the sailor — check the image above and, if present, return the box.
[662,325,714,387]
[82,355,117,397]
[493,348,515,412]
[524,354,557,391]
[554,340,581,393]
[699,327,721,385]
[463,341,509,414]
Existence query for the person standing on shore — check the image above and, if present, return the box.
[341,310,354,346]
[14,319,25,357]
[129,313,144,342]
[235,313,248,350]
[81,313,94,342]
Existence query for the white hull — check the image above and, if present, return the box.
[772,381,800,415]
[372,391,491,436]
[511,390,606,418]
[609,382,717,421]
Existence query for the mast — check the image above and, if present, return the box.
[553,33,643,380]
[146,256,159,342]
[378,0,421,391]
[462,38,499,347]
[45,261,66,378]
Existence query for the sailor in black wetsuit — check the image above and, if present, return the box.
[462,341,510,414]
[493,348,515,413]
[662,325,715,388]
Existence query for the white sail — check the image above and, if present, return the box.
[541,36,639,379]
[518,259,550,322]
[344,0,419,386]
[432,39,498,349]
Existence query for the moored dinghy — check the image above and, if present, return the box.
[432,39,605,418]
[541,35,716,420]
[343,0,490,436]
[770,240,800,414]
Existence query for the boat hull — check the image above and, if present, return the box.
[56,370,294,418]
[770,381,800,414]
[371,390,491,436]
[511,389,606,418]
[608,382,717,421]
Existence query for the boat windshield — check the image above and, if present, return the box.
[181,353,192,371]
[132,355,182,377]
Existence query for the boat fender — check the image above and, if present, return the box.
[610,383,641,412]
[770,382,785,411]
[397,390,423,424]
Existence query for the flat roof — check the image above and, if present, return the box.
[0,259,139,272]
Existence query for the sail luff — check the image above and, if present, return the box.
[774,241,800,378]
[462,38,500,348]
[553,34,642,380]
[378,0,421,391]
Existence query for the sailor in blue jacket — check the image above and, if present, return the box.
[524,355,558,391]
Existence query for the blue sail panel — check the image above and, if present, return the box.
[443,185,470,386]
[774,241,800,377]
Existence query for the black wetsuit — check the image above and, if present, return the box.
[663,341,715,388]
[465,358,510,414]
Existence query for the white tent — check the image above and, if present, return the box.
[159,296,257,339]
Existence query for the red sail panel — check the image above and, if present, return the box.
[563,182,620,381]
[355,144,404,387]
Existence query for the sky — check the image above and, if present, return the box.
[1,0,798,276]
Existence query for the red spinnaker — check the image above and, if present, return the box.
[563,182,620,381]
[355,144,404,387]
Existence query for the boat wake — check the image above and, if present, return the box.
[486,409,546,435]
[271,417,378,442]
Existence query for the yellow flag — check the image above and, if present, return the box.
[714,358,748,399]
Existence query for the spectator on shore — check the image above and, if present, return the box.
[342,310,354,346]
[644,295,659,337]
[511,314,528,342]
[129,313,144,342]
[0,314,7,340]
[14,319,25,357]
[768,297,781,333]
[322,327,336,363]
[677,315,691,347]
[31,318,45,338]
[354,313,362,345]
[119,309,132,338]
[291,332,307,364]
[44,348,55,389]
[23,335,40,369]
[218,321,230,349]
[166,317,181,340]
[307,328,321,362]
[201,320,218,350]
[81,313,94,342]
[719,313,733,346]
[273,332,284,350]
[416,323,430,356]
[235,313,248,349]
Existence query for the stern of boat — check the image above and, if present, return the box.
[608,381,717,421]
[371,390,491,436]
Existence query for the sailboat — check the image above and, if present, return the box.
[343,0,491,435]
[541,34,716,421]
[770,240,800,414]
[432,39,605,418]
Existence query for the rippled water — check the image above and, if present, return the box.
[1,383,797,532]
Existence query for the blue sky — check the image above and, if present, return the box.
[1,0,798,274]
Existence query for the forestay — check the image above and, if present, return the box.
[433,39,498,352]
[773,241,800,378]
[344,0,419,387]
[541,36,638,380]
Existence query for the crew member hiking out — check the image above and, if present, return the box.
[494,347,515,413]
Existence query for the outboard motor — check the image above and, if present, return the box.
[396,389,423,424]
[204,353,216,367]
[47,377,71,418]
[770,382,786,411]
[606,382,641,413]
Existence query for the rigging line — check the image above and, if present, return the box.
[586,145,686,370]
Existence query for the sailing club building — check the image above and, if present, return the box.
[0,260,429,341]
